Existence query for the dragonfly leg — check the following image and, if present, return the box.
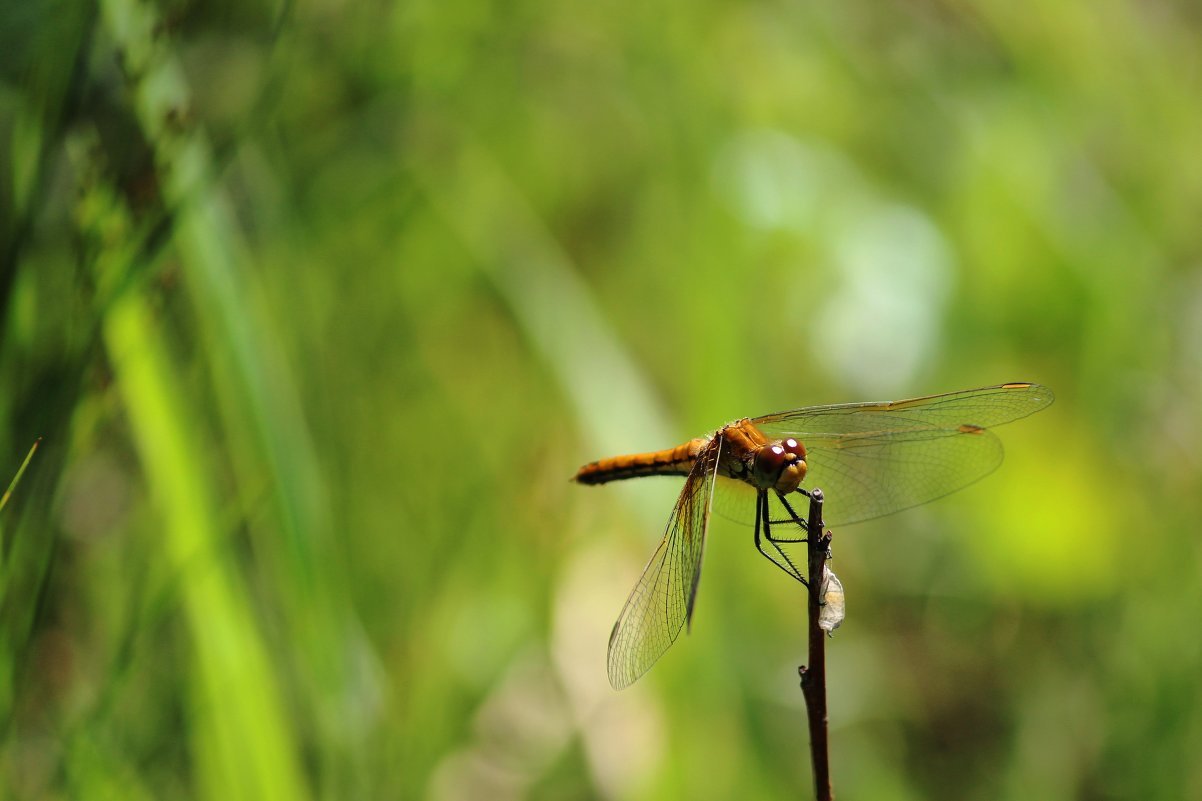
[779,492,832,560]
[778,493,809,527]
[754,492,807,584]
[765,493,809,543]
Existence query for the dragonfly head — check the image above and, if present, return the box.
[752,438,808,494]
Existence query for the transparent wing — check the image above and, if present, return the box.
[753,383,1053,526]
[755,383,1053,434]
[796,427,1004,525]
[710,473,760,525]
[607,438,721,690]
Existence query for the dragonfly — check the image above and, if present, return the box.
[574,382,1054,689]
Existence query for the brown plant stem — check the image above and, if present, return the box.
[798,488,833,801]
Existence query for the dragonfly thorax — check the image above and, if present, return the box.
[751,437,807,494]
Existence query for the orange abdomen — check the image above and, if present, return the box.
[574,438,708,485]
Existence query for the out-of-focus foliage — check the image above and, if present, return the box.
[2,0,1201,798]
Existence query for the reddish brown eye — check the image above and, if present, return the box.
[782,437,806,458]
[752,443,789,488]
[761,444,786,469]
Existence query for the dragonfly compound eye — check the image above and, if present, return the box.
[752,441,807,493]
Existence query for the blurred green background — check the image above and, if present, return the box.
[2,0,1201,798]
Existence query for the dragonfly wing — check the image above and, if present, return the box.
[800,427,1004,526]
[754,383,1052,526]
[755,383,1054,434]
[607,438,721,690]
[710,474,760,525]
